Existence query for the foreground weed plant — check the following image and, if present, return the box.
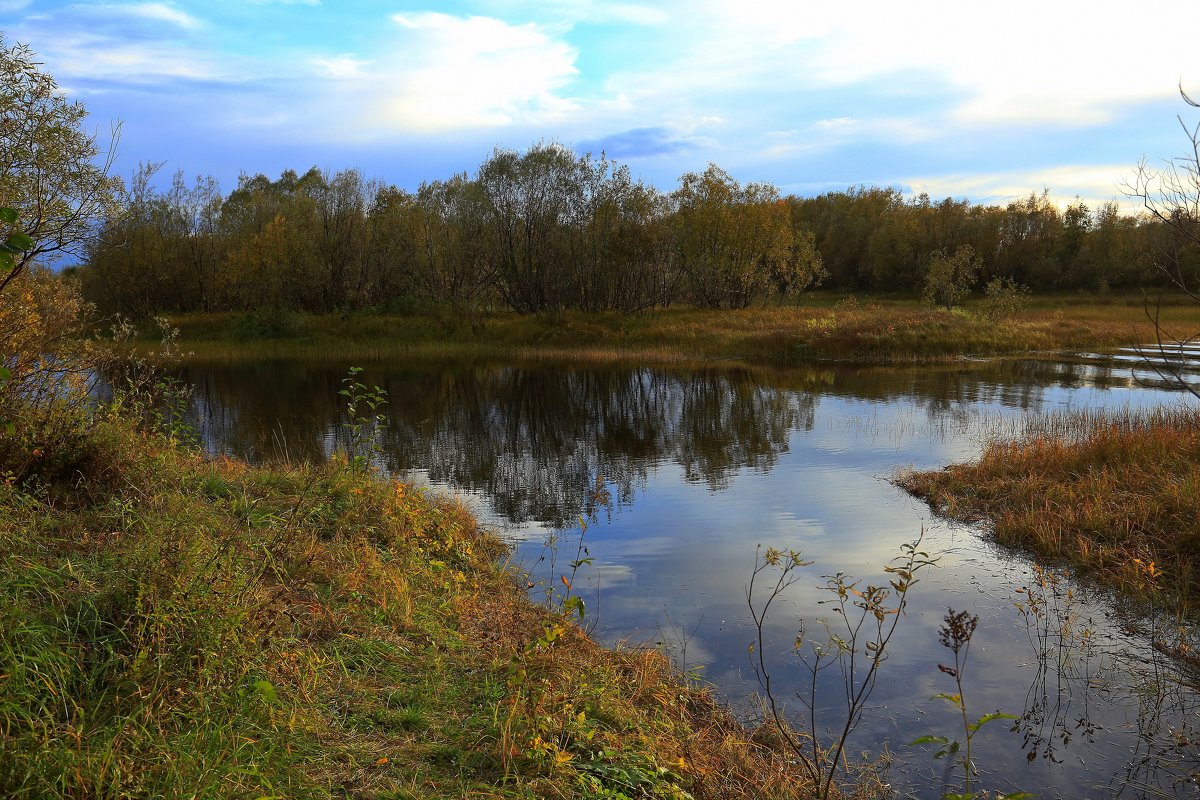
[338,365,389,471]
[912,609,1025,800]
[747,535,939,799]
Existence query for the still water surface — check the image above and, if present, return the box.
[182,354,1199,799]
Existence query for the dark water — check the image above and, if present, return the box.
[182,355,1200,799]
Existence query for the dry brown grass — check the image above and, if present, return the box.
[163,294,1200,366]
[457,580,820,799]
[898,406,1200,615]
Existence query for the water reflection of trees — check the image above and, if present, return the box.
[380,367,818,525]
[184,355,1149,527]
[840,357,1136,420]
[187,362,345,463]
[187,363,817,526]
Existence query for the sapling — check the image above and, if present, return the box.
[912,608,1027,800]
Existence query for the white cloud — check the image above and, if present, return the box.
[38,34,218,81]
[561,2,669,25]
[35,28,225,83]
[813,117,856,130]
[584,0,1197,139]
[9,2,221,85]
[102,2,201,30]
[7,0,1186,196]
[310,54,369,80]
[500,1,669,26]
[685,0,1199,127]
[597,4,670,26]
[903,164,1139,211]
[345,12,580,132]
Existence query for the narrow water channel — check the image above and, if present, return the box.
[181,354,1199,799]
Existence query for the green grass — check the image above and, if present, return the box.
[897,406,1200,620]
[154,293,1200,365]
[0,414,817,799]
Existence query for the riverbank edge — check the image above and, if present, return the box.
[896,407,1200,639]
[146,295,1200,365]
[0,416,827,799]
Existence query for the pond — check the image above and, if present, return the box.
[180,351,1200,799]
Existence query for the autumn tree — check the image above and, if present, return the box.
[410,174,495,322]
[82,164,225,317]
[0,39,118,440]
[1125,88,1200,296]
[362,185,419,307]
[476,144,671,313]
[994,191,1062,289]
[0,37,120,295]
[671,165,800,309]
[214,170,326,311]
[306,169,371,310]
[216,173,298,310]
[1123,87,1200,397]
[476,143,578,312]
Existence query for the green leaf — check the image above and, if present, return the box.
[249,679,277,703]
[933,692,963,708]
[0,207,16,224]
[7,232,33,250]
[0,366,11,380]
[910,735,950,746]
[968,711,1017,733]
[563,595,586,619]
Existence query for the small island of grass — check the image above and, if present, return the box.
[898,406,1200,626]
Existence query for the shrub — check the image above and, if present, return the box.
[231,307,302,340]
[922,245,980,309]
[0,269,101,459]
[979,276,1030,321]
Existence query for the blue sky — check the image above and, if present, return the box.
[5,0,1199,208]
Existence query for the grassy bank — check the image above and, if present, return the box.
[898,406,1200,617]
[156,293,1200,364]
[0,417,813,799]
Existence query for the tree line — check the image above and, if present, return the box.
[76,143,1196,320]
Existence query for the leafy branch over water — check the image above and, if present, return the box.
[338,365,388,471]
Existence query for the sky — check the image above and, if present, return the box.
[5,0,1200,209]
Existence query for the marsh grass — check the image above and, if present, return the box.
[0,415,817,799]
[897,405,1200,617]
[153,294,1200,365]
